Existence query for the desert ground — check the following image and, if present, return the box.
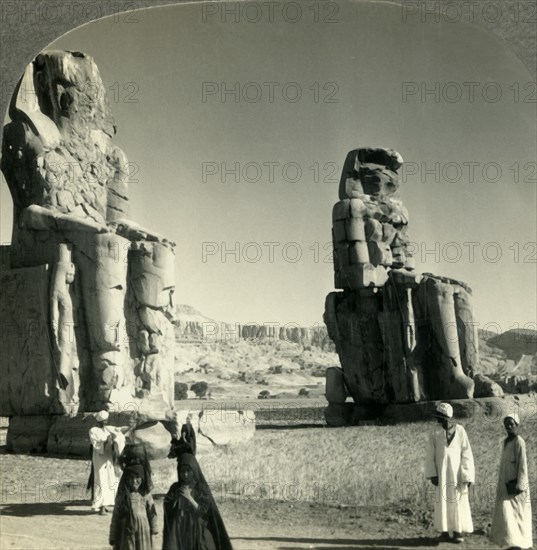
[2,416,536,550]
[171,311,537,402]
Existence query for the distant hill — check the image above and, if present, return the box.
[478,328,537,378]
[174,305,333,350]
[173,305,537,398]
[173,305,337,399]
[490,329,537,361]
[174,304,220,342]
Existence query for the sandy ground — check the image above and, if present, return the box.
[0,453,503,550]
[1,497,499,550]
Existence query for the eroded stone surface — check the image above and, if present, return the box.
[332,148,412,291]
[0,265,57,415]
[0,51,176,421]
[129,421,172,459]
[325,367,348,404]
[473,374,504,397]
[325,148,478,406]
[6,415,52,453]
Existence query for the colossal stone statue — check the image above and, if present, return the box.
[0,51,176,430]
[324,148,477,422]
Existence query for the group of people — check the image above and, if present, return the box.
[426,402,533,549]
[88,411,232,550]
[88,405,533,550]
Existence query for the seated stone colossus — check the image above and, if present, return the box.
[0,51,176,420]
[324,148,478,421]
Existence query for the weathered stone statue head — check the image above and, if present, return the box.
[2,50,129,228]
[1,51,176,421]
[32,51,115,138]
[339,147,403,199]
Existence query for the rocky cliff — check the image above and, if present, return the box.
[174,306,536,400]
[174,304,334,351]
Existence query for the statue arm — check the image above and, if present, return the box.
[113,218,175,246]
[20,205,109,234]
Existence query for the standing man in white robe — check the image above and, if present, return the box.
[425,402,475,544]
[490,412,533,550]
[89,410,126,514]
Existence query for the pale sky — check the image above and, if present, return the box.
[1,1,535,333]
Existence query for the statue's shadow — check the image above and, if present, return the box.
[239,536,439,549]
[0,500,96,517]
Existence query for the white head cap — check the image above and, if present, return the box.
[95,410,109,422]
[505,412,520,425]
[434,402,453,419]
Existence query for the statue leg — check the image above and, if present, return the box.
[332,290,388,404]
[453,287,479,378]
[73,232,130,409]
[129,241,176,408]
[421,277,474,399]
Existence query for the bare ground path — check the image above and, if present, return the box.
[1,498,498,549]
[0,469,500,550]
[1,422,525,550]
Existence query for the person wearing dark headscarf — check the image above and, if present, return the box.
[168,415,197,460]
[162,454,233,550]
[109,464,158,550]
[119,443,154,497]
[182,415,197,456]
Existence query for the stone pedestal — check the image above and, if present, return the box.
[325,367,348,403]
[0,266,57,415]
[324,395,536,427]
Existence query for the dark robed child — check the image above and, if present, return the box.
[162,454,233,550]
[109,464,158,550]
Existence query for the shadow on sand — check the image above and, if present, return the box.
[235,536,439,549]
[277,547,429,550]
[0,500,98,517]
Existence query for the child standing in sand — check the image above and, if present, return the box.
[109,464,158,550]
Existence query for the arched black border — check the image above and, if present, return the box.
[1,0,535,131]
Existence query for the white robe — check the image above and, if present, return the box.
[89,426,125,509]
[425,424,475,535]
[490,435,533,549]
